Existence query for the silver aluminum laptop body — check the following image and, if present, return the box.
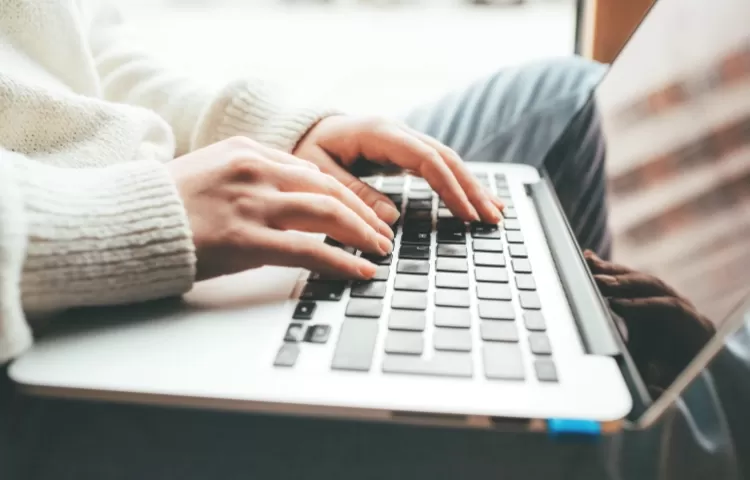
[10,0,750,436]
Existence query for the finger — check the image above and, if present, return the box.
[267,192,393,256]
[304,145,401,224]
[256,229,377,280]
[403,126,504,223]
[350,125,479,221]
[593,272,680,298]
[583,250,633,275]
[260,146,320,171]
[275,164,395,240]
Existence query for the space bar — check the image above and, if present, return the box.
[382,353,473,378]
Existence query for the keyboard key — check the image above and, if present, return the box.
[478,300,515,320]
[437,230,466,245]
[385,193,403,205]
[476,283,512,301]
[473,239,503,252]
[515,274,537,291]
[304,324,331,344]
[392,291,428,310]
[475,267,509,283]
[399,245,430,260]
[503,219,521,231]
[529,333,552,355]
[403,221,432,233]
[284,323,306,342]
[385,331,424,355]
[496,187,510,197]
[383,352,473,378]
[472,229,502,239]
[301,282,346,301]
[473,252,505,267]
[437,244,467,257]
[480,321,519,342]
[345,298,384,318]
[471,221,499,234]
[511,259,532,274]
[435,272,470,289]
[502,207,517,219]
[434,307,471,328]
[436,257,469,273]
[408,190,433,200]
[394,274,429,291]
[407,199,432,210]
[438,199,447,208]
[434,289,471,308]
[351,281,388,299]
[437,217,465,232]
[434,328,472,352]
[293,301,316,320]
[498,197,514,208]
[483,343,525,380]
[508,245,528,258]
[506,231,524,244]
[409,178,430,190]
[308,272,347,282]
[332,319,380,371]
[397,259,430,275]
[519,291,542,310]
[382,175,406,187]
[534,359,558,382]
[401,231,431,245]
[362,253,392,265]
[389,310,426,331]
[404,209,432,222]
[379,184,404,195]
[273,343,299,367]
[372,265,391,281]
[437,208,454,219]
[523,311,546,331]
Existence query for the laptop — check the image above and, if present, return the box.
[9,0,750,435]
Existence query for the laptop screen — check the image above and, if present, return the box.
[593,0,750,398]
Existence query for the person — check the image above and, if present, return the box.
[0,1,747,479]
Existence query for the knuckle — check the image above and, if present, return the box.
[226,135,258,149]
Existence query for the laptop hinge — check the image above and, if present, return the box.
[526,178,620,357]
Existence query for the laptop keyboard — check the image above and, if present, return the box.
[275,173,557,383]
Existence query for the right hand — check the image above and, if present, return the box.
[167,136,394,281]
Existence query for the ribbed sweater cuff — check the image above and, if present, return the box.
[15,159,196,313]
[193,78,341,153]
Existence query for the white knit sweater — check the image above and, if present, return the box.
[0,0,335,363]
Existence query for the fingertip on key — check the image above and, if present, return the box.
[373,200,401,225]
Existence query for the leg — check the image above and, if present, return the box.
[405,57,612,257]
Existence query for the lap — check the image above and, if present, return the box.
[406,56,611,256]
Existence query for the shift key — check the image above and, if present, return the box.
[331,319,380,372]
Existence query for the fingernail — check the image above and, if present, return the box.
[377,220,395,240]
[373,200,401,224]
[358,261,377,279]
[377,235,393,255]
[467,205,481,222]
[597,275,617,286]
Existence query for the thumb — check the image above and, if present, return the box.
[303,145,401,224]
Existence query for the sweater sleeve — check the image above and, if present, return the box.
[0,148,196,363]
[83,0,340,156]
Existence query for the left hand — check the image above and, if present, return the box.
[293,115,505,225]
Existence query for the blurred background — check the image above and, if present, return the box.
[115,0,576,115]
